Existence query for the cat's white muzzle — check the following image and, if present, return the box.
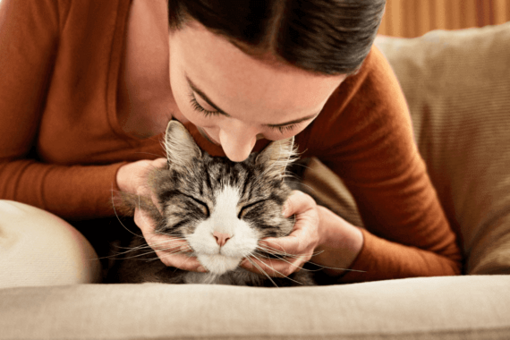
[186,185,261,275]
[196,254,243,275]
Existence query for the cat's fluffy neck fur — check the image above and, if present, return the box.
[184,268,266,286]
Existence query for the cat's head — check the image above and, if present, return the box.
[150,120,298,275]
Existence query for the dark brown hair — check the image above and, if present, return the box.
[168,0,386,75]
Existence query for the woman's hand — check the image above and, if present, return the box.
[116,158,207,273]
[133,208,207,272]
[239,190,364,278]
[240,190,321,277]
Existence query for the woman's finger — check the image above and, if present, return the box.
[281,190,315,217]
[152,158,167,168]
[134,208,207,272]
[261,206,320,255]
[155,249,206,272]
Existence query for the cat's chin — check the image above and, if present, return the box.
[197,254,242,275]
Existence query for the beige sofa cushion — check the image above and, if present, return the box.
[373,22,510,275]
[0,276,509,340]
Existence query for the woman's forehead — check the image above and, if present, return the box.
[172,21,346,121]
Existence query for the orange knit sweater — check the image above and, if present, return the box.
[0,0,462,282]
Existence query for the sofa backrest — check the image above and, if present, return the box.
[374,22,510,274]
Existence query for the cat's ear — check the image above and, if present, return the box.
[164,120,202,170]
[255,137,297,178]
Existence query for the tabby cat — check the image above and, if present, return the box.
[110,120,315,286]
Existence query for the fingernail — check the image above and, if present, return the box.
[197,266,208,273]
[282,205,289,216]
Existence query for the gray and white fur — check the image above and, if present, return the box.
[111,120,315,287]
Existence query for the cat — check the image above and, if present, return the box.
[108,120,316,286]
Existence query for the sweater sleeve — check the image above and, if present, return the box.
[308,47,463,282]
[0,0,125,220]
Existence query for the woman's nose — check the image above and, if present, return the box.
[218,124,258,162]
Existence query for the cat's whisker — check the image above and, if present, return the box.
[306,261,367,273]
[257,243,294,257]
[148,238,189,248]
[255,249,307,264]
[143,234,187,247]
[101,237,193,262]
[245,257,279,288]
[249,253,305,286]
[98,244,156,259]
[110,189,146,240]
[258,245,324,259]
[253,250,316,275]
[250,253,282,276]
[256,244,303,258]
[114,244,150,250]
[255,247,365,274]
[258,242,324,258]
[154,230,188,238]
[179,250,198,269]
[120,247,193,261]
[205,273,219,285]
[257,246,366,273]
[256,246,297,258]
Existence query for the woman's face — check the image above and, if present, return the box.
[168,21,347,162]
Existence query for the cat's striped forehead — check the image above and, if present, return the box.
[154,151,292,237]
[170,153,287,203]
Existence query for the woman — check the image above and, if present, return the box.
[0,0,462,285]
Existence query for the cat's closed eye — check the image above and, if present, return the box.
[238,200,267,219]
[184,194,210,216]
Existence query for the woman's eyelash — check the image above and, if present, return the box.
[188,92,297,134]
[188,92,220,117]
[269,124,297,134]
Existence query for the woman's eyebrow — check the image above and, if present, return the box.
[185,74,320,126]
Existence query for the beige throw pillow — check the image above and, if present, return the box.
[302,22,510,275]
[371,23,510,274]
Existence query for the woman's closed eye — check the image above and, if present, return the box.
[188,91,299,135]
[267,124,297,134]
[188,92,219,117]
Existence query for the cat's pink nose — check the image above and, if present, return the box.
[213,231,232,247]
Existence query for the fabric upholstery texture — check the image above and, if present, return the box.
[0,276,509,340]
[374,22,510,275]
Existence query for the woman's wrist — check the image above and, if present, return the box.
[313,205,364,276]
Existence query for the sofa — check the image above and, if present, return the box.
[1,22,509,340]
